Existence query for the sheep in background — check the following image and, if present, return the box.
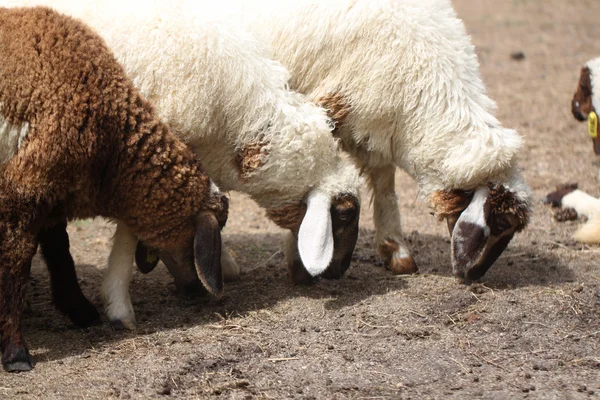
[541,58,600,244]
[4,0,362,330]
[545,184,600,244]
[215,0,533,282]
[0,6,227,372]
[572,57,600,159]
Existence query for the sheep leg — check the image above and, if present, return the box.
[221,247,241,282]
[102,221,137,330]
[40,221,101,327]
[369,165,418,274]
[284,231,315,284]
[0,220,37,372]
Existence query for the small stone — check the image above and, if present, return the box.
[159,387,171,396]
[533,363,549,371]
[510,51,526,61]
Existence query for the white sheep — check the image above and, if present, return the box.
[211,0,534,282]
[4,0,362,329]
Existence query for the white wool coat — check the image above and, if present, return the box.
[206,0,528,202]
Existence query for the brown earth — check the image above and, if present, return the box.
[2,1,600,398]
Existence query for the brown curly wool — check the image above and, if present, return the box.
[0,7,224,372]
[486,184,530,230]
[553,207,579,222]
[429,189,474,220]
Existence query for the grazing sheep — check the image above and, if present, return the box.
[0,6,226,372]
[4,0,362,329]
[216,0,533,281]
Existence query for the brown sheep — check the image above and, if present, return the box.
[0,6,227,372]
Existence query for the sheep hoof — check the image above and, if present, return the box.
[378,240,418,275]
[2,345,33,372]
[389,255,418,275]
[57,299,101,328]
[110,318,136,331]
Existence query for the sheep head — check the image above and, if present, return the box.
[267,190,360,283]
[572,59,600,154]
[431,183,530,283]
[572,66,594,121]
[135,188,229,296]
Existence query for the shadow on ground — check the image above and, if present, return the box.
[22,227,571,367]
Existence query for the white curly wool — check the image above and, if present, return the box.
[586,57,600,113]
[222,0,525,197]
[206,0,533,277]
[0,103,29,165]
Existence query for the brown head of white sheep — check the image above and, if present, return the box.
[430,181,530,283]
[572,57,600,153]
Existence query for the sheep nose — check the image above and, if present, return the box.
[573,110,587,122]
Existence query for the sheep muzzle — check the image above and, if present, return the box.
[448,184,529,282]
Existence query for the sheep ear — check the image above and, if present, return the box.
[451,188,490,277]
[298,190,334,277]
[193,211,223,296]
[135,241,160,274]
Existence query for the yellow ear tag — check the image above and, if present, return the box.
[589,111,598,139]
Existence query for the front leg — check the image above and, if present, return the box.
[102,221,137,330]
[221,246,241,282]
[0,217,38,372]
[40,221,101,327]
[368,165,418,274]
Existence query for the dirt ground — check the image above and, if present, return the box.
[2,1,600,398]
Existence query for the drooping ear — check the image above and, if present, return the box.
[193,211,223,296]
[451,187,490,276]
[135,241,160,274]
[298,190,334,277]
